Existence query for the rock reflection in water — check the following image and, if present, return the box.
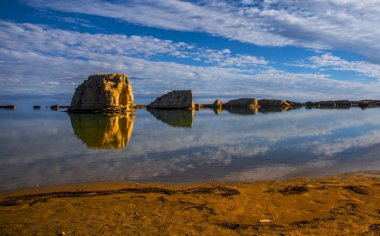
[213,107,223,115]
[224,107,258,115]
[148,109,194,127]
[259,106,302,113]
[69,113,134,149]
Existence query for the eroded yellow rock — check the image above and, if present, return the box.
[69,74,134,113]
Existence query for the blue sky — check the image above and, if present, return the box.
[1,0,380,102]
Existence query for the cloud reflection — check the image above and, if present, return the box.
[1,108,380,190]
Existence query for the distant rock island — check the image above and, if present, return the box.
[147,90,194,109]
[68,74,134,113]
[0,105,16,110]
[63,73,380,114]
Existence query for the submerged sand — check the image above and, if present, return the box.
[1,171,380,235]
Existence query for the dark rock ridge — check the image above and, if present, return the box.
[68,74,134,113]
[352,100,380,108]
[0,105,16,109]
[258,99,283,107]
[258,99,302,107]
[223,98,258,109]
[147,90,194,109]
[305,100,380,108]
[203,99,380,111]
[50,105,59,110]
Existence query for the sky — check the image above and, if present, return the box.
[1,0,380,102]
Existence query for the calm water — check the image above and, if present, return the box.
[1,105,380,191]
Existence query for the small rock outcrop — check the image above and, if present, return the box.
[50,105,59,110]
[69,74,134,113]
[353,100,380,108]
[212,99,223,108]
[223,98,258,109]
[305,101,343,108]
[203,99,222,109]
[0,105,16,109]
[195,104,204,111]
[148,90,194,109]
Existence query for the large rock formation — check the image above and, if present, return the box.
[69,113,134,149]
[223,98,258,109]
[69,74,134,113]
[148,90,194,109]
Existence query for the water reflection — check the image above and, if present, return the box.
[259,106,302,113]
[1,107,380,191]
[212,107,223,115]
[148,109,194,127]
[69,113,134,149]
[224,107,258,115]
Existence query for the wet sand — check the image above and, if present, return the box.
[1,171,380,235]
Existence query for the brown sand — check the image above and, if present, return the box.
[1,171,380,235]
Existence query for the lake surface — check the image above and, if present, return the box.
[1,105,380,191]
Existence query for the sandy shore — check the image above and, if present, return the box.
[1,171,380,235]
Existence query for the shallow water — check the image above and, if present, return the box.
[1,104,380,191]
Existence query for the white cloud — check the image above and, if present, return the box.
[307,131,380,157]
[309,54,380,80]
[0,21,192,58]
[288,53,380,81]
[0,20,379,100]
[25,0,380,61]
[218,55,268,67]
[25,0,294,46]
